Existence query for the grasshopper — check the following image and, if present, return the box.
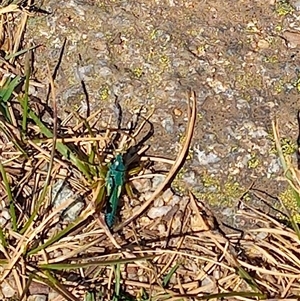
[105,154,126,228]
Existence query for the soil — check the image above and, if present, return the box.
[25,0,300,226]
[2,1,300,300]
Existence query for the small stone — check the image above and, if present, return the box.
[173,108,182,116]
[52,180,84,222]
[48,292,59,300]
[138,275,148,283]
[0,217,6,227]
[153,198,164,207]
[195,148,220,165]
[131,178,152,193]
[1,209,10,221]
[161,115,175,134]
[255,231,268,240]
[157,223,166,234]
[140,216,151,224]
[162,189,174,202]
[152,175,165,189]
[169,194,181,205]
[292,0,300,10]
[147,206,172,219]
[257,39,269,49]
[1,281,15,298]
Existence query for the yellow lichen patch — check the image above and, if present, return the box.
[159,54,170,68]
[201,173,219,188]
[274,80,284,94]
[279,187,300,222]
[291,74,300,93]
[172,168,188,194]
[186,148,193,161]
[235,72,263,92]
[197,113,203,120]
[99,85,110,101]
[247,153,260,169]
[281,138,297,155]
[132,67,143,79]
[193,174,244,207]
[269,136,297,156]
[275,0,294,16]
[264,55,278,64]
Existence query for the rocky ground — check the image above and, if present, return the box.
[25,0,300,224]
[2,0,300,300]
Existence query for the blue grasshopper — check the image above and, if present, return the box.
[105,154,126,228]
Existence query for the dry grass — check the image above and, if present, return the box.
[1,2,300,301]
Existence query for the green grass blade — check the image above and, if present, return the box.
[0,160,17,231]
[19,274,34,301]
[113,263,121,301]
[20,105,92,180]
[0,227,7,248]
[236,266,262,293]
[4,44,38,60]
[0,75,22,123]
[21,52,30,133]
[162,263,180,288]
[26,214,87,256]
[84,292,95,301]
[0,75,22,102]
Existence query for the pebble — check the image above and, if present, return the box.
[0,217,7,227]
[267,157,281,178]
[138,275,148,283]
[255,231,269,240]
[201,277,215,293]
[173,108,182,116]
[201,276,212,287]
[162,188,174,202]
[169,194,181,205]
[1,209,10,221]
[153,198,164,207]
[1,282,15,298]
[194,147,220,165]
[157,223,167,235]
[48,292,59,300]
[52,180,84,222]
[131,178,152,193]
[206,77,227,94]
[151,175,165,189]
[292,0,300,10]
[147,206,172,219]
[257,39,269,49]
[161,115,175,134]
[74,64,94,81]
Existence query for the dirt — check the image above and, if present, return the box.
[24,0,300,226]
